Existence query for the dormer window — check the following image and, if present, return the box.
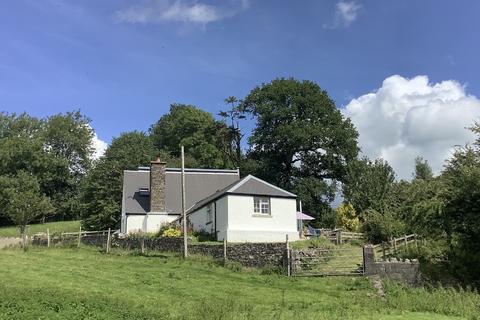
[139,188,150,196]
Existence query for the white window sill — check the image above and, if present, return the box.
[252,214,272,218]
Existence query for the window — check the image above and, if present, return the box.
[254,197,270,214]
[206,204,213,223]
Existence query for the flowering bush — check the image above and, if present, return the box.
[162,227,182,237]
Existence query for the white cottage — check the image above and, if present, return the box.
[121,158,300,242]
[186,175,300,242]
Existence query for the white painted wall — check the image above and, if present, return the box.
[188,195,298,242]
[189,205,214,234]
[125,214,178,234]
[225,195,299,242]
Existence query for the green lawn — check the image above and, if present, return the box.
[0,247,478,319]
[0,220,81,237]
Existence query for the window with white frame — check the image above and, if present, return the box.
[206,204,213,223]
[253,197,270,214]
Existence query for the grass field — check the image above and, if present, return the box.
[0,247,479,319]
[0,220,81,237]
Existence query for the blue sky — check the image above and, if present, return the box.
[1,0,480,177]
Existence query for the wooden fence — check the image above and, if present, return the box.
[319,229,364,245]
[372,234,422,260]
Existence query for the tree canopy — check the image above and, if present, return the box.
[241,78,359,222]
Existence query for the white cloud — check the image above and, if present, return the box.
[115,0,249,25]
[324,1,361,29]
[91,132,108,160]
[343,75,480,179]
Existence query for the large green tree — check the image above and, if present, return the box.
[241,78,359,222]
[79,131,164,230]
[150,104,230,169]
[0,111,94,224]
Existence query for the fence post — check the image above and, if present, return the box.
[106,228,111,253]
[381,242,386,260]
[393,237,397,254]
[404,234,408,248]
[414,234,418,248]
[141,237,145,255]
[47,228,50,248]
[77,226,82,248]
[286,234,291,277]
[223,239,227,266]
[338,229,343,245]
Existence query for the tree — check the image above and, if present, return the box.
[150,104,230,168]
[243,78,358,186]
[242,78,358,222]
[218,96,245,168]
[335,203,359,231]
[342,157,396,218]
[413,156,434,180]
[0,111,94,223]
[0,171,54,248]
[441,143,480,286]
[80,131,161,230]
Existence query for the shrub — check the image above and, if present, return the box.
[193,230,216,242]
[361,209,404,244]
[335,203,360,231]
[162,227,181,238]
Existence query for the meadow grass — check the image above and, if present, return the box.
[0,220,81,237]
[0,246,479,319]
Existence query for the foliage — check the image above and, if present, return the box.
[0,171,54,240]
[150,104,230,168]
[3,247,479,319]
[162,227,182,237]
[361,209,405,244]
[342,157,396,219]
[394,178,446,237]
[218,96,245,168]
[440,140,480,287]
[79,131,159,230]
[413,156,434,180]
[335,203,359,231]
[192,229,216,242]
[0,111,93,223]
[242,78,358,222]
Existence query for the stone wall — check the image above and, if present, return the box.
[363,245,421,286]
[32,234,287,268]
[191,242,286,268]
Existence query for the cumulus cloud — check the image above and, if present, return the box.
[343,75,480,179]
[115,0,249,25]
[324,1,361,29]
[91,132,108,160]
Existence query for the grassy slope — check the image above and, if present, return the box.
[0,221,80,237]
[0,247,478,320]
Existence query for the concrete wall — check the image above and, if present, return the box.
[125,214,178,233]
[225,195,299,242]
[363,246,421,286]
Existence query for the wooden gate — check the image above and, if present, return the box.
[290,247,364,276]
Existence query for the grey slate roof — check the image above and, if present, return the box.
[123,168,240,215]
[186,175,297,214]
